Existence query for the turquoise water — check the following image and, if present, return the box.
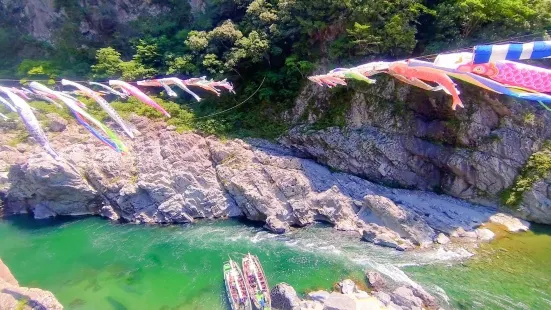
[0,216,550,309]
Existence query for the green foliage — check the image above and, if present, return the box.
[524,113,536,126]
[429,0,551,51]
[91,47,123,79]
[28,101,71,120]
[7,130,30,147]
[15,298,28,310]
[502,141,551,209]
[347,23,381,55]
[17,60,60,84]
[185,31,209,52]
[166,55,197,75]
[311,87,353,130]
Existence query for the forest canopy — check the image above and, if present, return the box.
[1,0,551,138]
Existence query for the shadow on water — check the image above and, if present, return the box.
[1,214,89,231]
[106,296,128,310]
[530,223,551,236]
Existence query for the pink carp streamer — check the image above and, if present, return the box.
[109,80,171,117]
[389,61,463,110]
[0,86,60,160]
[458,60,551,94]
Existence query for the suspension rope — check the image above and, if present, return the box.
[194,77,265,120]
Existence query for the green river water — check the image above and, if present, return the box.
[0,216,549,310]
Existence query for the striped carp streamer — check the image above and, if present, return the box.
[61,79,134,138]
[109,80,171,117]
[0,86,60,160]
[473,41,551,64]
[29,82,127,153]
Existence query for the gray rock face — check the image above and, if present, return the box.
[1,0,172,41]
[338,279,356,295]
[366,271,441,310]
[271,283,301,310]
[0,259,18,286]
[281,77,551,224]
[0,259,63,310]
[366,271,387,292]
[391,287,423,309]
[363,195,435,247]
[321,292,357,310]
[45,114,67,133]
[489,213,530,232]
[435,233,450,245]
[0,115,529,250]
[308,291,331,303]
[5,154,101,218]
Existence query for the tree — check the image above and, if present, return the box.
[347,23,381,55]
[207,20,244,47]
[133,40,162,68]
[185,31,209,53]
[202,54,225,74]
[91,47,123,79]
[166,55,197,75]
[119,61,157,80]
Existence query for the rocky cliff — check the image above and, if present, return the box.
[0,113,529,251]
[282,74,551,224]
[0,0,173,41]
[0,258,63,310]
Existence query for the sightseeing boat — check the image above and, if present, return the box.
[242,253,271,310]
[224,259,252,310]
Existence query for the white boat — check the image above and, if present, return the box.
[242,253,271,310]
[224,259,252,310]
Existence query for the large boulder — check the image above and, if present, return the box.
[391,286,423,309]
[363,195,435,247]
[366,271,387,292]
[271,283,301,310]
[338,279,356,295]
[0,259,18,286]
[45,114,67,133]
[489,213,530,232]
[0,259,63,310]
[4,154,101,218]
[321,292,357,310]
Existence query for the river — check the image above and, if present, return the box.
[0,216,549,309]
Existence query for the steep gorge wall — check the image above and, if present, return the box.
[0,0,201,42]
[281,73,551,224]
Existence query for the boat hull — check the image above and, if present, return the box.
[242,254,271,310]
[224,260,252,310]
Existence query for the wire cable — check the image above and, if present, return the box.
[193,77,265,120]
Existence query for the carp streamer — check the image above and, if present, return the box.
[308,40,551,111]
